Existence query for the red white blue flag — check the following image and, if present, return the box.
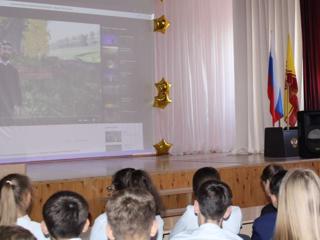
[267,46,284,125]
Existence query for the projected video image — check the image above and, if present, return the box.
[48,21,100,63]
[0,17,102,125]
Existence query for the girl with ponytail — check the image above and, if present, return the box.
[0,174,48,240]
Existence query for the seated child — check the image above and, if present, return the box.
[170,167,242,238]
[0,174,48,240]
[274,168,320,240]
[171,180,242,240]
[41,191,90,240]
[252,170,287,240]
[106,187,158,240]
[260,164,284,215]
[90,168,164,240]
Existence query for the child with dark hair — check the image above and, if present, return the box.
[0,225,36,240]
[171,180,242,240]
[110,168,135,191]
[42,191,89,240]
[192,167,220,193]
[0,174,48,239]
[90,168,164,240]
[260,164,284,215]
[170,167,242,238]
[252,170,287,240]
[106,188,158,240]
[128,169,164,215]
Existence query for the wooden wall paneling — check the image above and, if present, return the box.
[220,165,268,207]
[31,176,112,222]
[29,159,320,222]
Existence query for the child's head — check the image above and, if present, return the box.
[111,168,135,192]
[109,169,163,215]
[192,167,221,194]
[128,169,163,214]
[0,174,32,225]
[0,225,36,240]
[261,164,284,196]
[42,191,89,239]
[194,180,232,225]
[106,188,157,240]
[269,170,287,208]
[274,169,320,240]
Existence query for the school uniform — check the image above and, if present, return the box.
[251,212,277,240]
[260,203,276,216]
[17,215,49,240]
[170,223,242,240]
[169,205,242,239]
[89,212,164,240]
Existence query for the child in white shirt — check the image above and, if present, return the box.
[90,168,164,240]
[171,180,242,240]
[170,167,242,238]
[0,174,48,240]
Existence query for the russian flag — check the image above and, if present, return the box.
[267,49,284,125]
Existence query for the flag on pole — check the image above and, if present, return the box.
[284,35,299,127]
[268,40,284,126]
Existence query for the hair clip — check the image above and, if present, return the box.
[106,185,115,192]
[5,180,14,186]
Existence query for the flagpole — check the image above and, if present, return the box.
[288,84,290,130]
[286,78,290,130]
[285,36,289,130]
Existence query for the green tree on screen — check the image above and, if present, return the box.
[21,19,49,58]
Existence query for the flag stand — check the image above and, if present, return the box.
[265,34,299,158]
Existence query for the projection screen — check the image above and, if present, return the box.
[0,0,155,163]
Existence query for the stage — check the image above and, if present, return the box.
[24,153,320,221]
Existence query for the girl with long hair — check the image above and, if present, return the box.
[0,173,48,240]
[274,168,320,240]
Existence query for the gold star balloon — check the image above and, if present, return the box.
[154,15,170,34]
[155,78,171,93]
[153,78,172,109]
[153,139,172,155]
[153,94,172,109]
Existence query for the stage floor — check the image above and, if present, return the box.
[26,152,305,181]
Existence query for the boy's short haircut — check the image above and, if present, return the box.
[0,225,36,240]
[261,164,284,182]
[42,191,89,239]
[192,167,221,193]
[196,180,232,221]
[107,187,156,240]
[269,170,287,197]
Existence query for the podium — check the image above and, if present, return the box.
[264,127,299,158]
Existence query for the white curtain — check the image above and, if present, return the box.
[233,0,303,154]
[154,0,235,154]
